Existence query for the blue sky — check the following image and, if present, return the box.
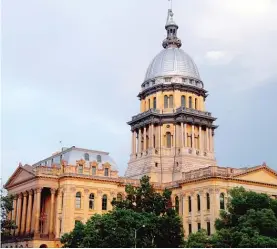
[2,0,277,183]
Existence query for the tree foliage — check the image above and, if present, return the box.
[1,191,17,238]
[186,187,277,248]
[61,176,184,248]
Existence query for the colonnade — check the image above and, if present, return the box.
[131,123,214,155]
[11,187,56,239]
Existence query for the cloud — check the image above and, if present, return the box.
[1,0,277,183]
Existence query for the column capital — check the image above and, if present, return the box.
[18,193,23,199]
[35,187,43,194]
[50,188,57,195]
[28,189,34,196]
[23,191,28,197]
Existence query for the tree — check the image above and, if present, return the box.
[1,191,17,239]
[111,175,172,216]
[186,187,277,248]
[61,176,185,248]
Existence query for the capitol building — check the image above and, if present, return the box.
[3,7,277,248]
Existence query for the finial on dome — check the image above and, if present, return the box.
[162,3,182,49]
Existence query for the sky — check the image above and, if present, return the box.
[1,0,277,183]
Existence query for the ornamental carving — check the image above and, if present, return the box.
[84,189,89,194]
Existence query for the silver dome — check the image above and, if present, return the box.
[144,47,201,82]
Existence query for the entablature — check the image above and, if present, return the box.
[138,83,208,100]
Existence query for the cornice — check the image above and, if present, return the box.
[138,83,208,100]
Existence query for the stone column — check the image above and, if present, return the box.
[206,128,209,151]
[49,188,56,238]
[191,125,195,149]
[143,127,147,151]
[34,188,42,236]
[209,129,212,152]
[181,123,184,147]
[20,192,28,234]
[12,197,17,222]
[134,131,137,154]
[15,193,22,235]
[184,123,187,147]
[138,129,142,153]
[199,126,202,151]
[210,129,214,152]
[132,131,135,154]
[31,193,36,234]
[25,190,33,234]
[149,124,154,148]
[55,189,62,238]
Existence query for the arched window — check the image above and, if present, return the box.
[195,98,198,110]
[84,153,89,161]
[75,192,81,209]
[78,165,83,174]
[148,99,150,109]
[146,135,149,149]
[166,132,171,148]
[188,196,192,212]
[153,97,157,109]
[89,193,94,210]
[104,168,109,176]
[91,166,96,176]
[181,95,186,107]
[102,194,107,210]
[175,196,179,214]
[169,95,173,108]
[189,96,192,108]
[197,194,201,211]
[117,193,122,202]
[220,193,225,209]
[164,95,168,108]
[96,155,102,162]
[206,193,210,210]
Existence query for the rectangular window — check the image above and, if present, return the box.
[104,168,109,176]
[59,219,62,237]
[207,222,211,236]
[78,165,83,174]
[89,200,94,210]
[188,224,192,234]
[61,193,64,210]
[91,166,96,176]
[198,223,201,231]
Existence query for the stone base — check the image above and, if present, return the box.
[125,147,216,183]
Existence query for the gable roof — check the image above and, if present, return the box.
[4,164,35,189]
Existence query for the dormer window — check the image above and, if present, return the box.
[78,165,83,174]
[84,153,89,161]
[104,168,109,176]
[97,155,102,162]
[165,77,171,83]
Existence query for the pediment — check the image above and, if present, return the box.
[5,166,35,188]
[234,168,277,185]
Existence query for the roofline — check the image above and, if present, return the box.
[32,146,109,166]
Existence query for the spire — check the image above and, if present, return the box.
[162,6,182,49]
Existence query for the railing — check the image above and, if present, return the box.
[34,166,61,176]
[176,107,211,117]
[131,108,160,121]
[182,166,245,181]
[131,107,212,121]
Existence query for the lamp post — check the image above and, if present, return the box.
[134,224,145,248]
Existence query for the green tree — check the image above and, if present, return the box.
[186,187,277,248]
[1,191,17,238]
[61,176,184,248]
